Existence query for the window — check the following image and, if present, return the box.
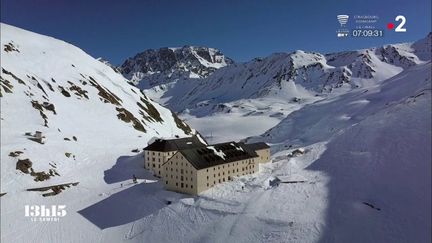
[206,169,209,172]
[181,183,184,188]
[152,164,155,168]
[166,181,168,185]
[223,178,225,182]
[181,176,184,181]
[186,184,188,188]
[207,183,209,187]
[207,176,209,180]
[152,158,155,162]
[176,183,178,186]
[181,169,184,174]
[191,185,193,189]
[219,179,221,183]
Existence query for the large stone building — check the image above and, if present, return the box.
[144,137,271,195]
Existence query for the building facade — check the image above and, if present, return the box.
[144,137,271,195]
[161,142,259,194]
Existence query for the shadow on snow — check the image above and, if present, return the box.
[79,154,184,229]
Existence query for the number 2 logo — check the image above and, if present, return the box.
[395,15,406,32]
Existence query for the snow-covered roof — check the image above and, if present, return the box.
[178,142,258,170]
[143,135,206,152]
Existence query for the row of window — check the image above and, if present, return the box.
[206,166,252,179]
[165,174,194,182]
[205,159,254,172]
[166,167,193,174]
[166,181,193,189]
[205,171,255,188]
[147,151,175,156]
[167,160,191,168]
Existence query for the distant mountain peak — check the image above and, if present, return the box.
[119,46,234,86]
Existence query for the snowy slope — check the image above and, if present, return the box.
[97,57,121,73]
[0,22,193,202]
[246,62,432,242]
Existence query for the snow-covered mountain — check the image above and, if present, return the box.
[119,46,233,87]
[142,34,430,113]
[130,34,430,142]
[0,23,193,192]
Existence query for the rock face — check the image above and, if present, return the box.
[119,46,233,87]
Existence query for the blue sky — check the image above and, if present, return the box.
[1,0,431,65]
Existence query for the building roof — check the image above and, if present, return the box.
[144,136,206,152]
[178,142,258,170]
[241,142,270,151]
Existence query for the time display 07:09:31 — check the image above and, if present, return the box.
[351,29,384,37]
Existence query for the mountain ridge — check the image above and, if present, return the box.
[120,45,234,87]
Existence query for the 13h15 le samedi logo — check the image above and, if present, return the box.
[24,205,67,222]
